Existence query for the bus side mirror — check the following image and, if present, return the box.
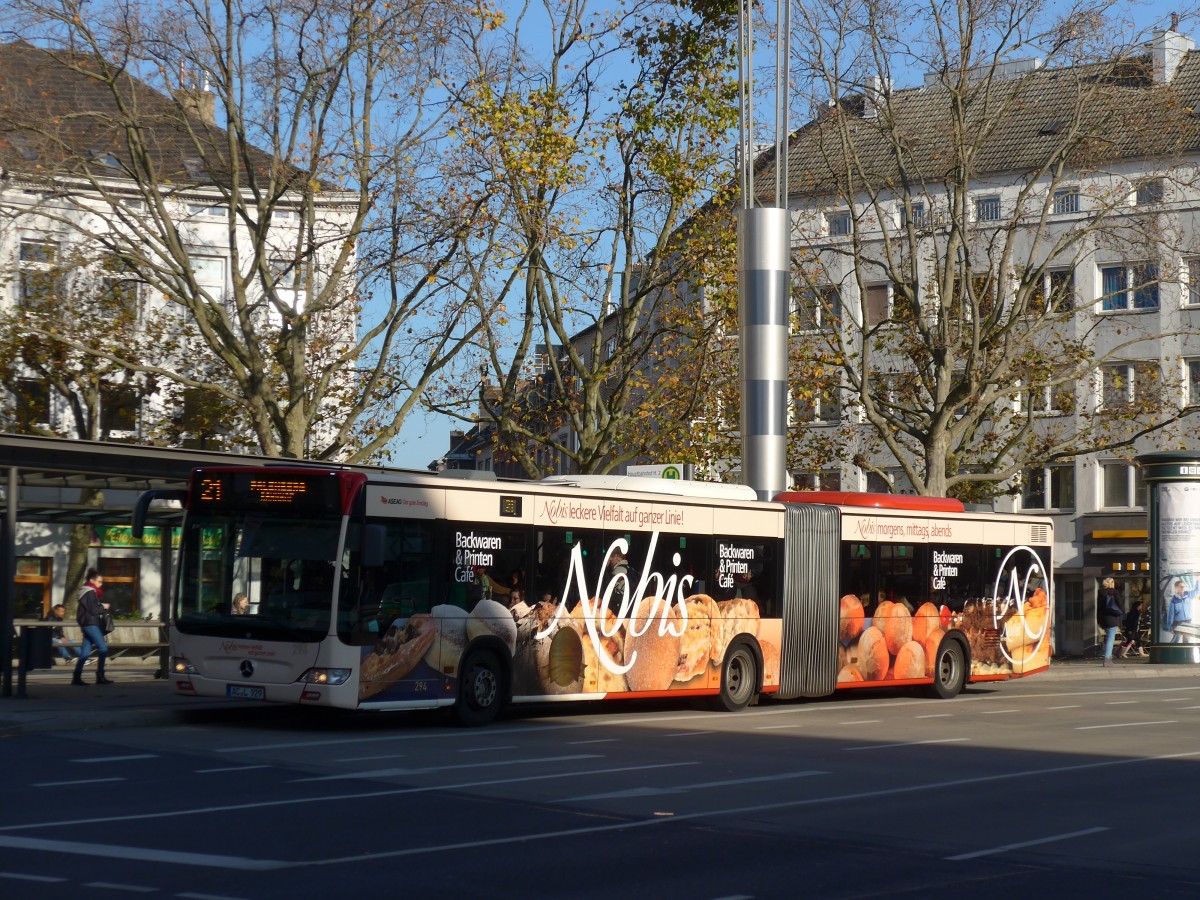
[132,489,188,539]
[361,525,386,568]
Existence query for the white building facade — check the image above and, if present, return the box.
[781,29,1200,652]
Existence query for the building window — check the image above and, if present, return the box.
[866,469,916,494]
[8,378,51,430]
[1100,362,1158,410]
[190,256,227,305]
[795,285,840,331]
[100,256,142,321]
[101,382,140,439]
[1056,576,1082,625]
[1134,178,1164,205]
[1022,463,1076,511]
[900,201,926,228]
[1187,359,1200,406]
[187,203,224,218]
[1021,382,1075,416]
[864,283,890,327]
[18,237,58,306]
[827,211,852,237]
[1101,460,1147,509]
[793,387,840,424]
[953,272,997,316]
[1052,189,1079,215]
[268,257,309,321]
[792,470,841,491]
[1030,268,1074,314]
[975,195,1002,222]
[1187,259,1200,307]
[98,558,140,617]
[1100,263,1158,312]
[14,557,53,619]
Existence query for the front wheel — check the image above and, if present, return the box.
[453,650,504,727]
[927,639,966,699]
[712,643,759,712]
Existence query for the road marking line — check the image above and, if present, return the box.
[915,714,952,718]
[0,836,286,871]
[303,755,1195,866]
[332,753,407,763]
[1106,701,1138,705]
[0,872,67,882]
[195,766,271,774]
[70,754,157,763]
[947,826,1108,861]
[979,709,1018,715]
[290,754,602,783]
[457,746,515,753]
[8,753,1197,870]
[845,738,969,751]
[1076,720,1177,730]
[569,739,619,744]
[839,720,880,725]
[665,731,712,738]
[0,762,698,834]
[1047,705,1080,709]
[33,778,125,788]
[560,770,826,802]
[212,686,1200,753]
[85,881,157,892]
[756,723,803,730]
[1179,705,1200,710]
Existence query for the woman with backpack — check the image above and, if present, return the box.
[1098,576,1124,668]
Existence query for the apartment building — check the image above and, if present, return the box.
[780,28,1200,652]
[0,42,358,618]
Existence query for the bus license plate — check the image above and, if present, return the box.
[227,685,265,700]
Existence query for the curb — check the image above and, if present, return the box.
[5,661,1200,737]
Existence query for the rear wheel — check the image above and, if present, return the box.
[928,639,966,699]
[713,643,758,712]
[453,650,503,726]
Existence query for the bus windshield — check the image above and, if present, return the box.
[174,511,343,643]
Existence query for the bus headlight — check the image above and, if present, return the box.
[171,657,196,675]
[298,668,351,686]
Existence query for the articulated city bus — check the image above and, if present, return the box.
[141,466,1052,725]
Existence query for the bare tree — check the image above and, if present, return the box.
[0,0,491,461]
[429,0,740,475]
[779,0,1200,498]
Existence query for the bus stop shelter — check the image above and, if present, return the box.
[0,433,272,697]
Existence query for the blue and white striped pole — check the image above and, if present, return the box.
[738,207,790,501]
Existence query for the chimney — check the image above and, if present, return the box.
[1153,27,1195,84]
[863,75,890,119]
[175,87,216,124]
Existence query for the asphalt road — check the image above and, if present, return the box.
[2,673,1199,899]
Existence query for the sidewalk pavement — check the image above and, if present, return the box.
[3,655,1200,737]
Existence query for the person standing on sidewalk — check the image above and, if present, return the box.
[73,569,113,685]
[1098,577,1123,667]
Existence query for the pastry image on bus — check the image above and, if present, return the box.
[141,469,1051,725]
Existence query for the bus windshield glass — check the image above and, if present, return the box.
[174,511,343,643]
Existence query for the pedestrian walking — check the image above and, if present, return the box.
[73,568,114,685]
[1098,576,1123,667]
[1118,599,1146,658]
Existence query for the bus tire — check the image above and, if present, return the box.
[453,649,504,727]
[928,639,966,699]
[713,641,759,712]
